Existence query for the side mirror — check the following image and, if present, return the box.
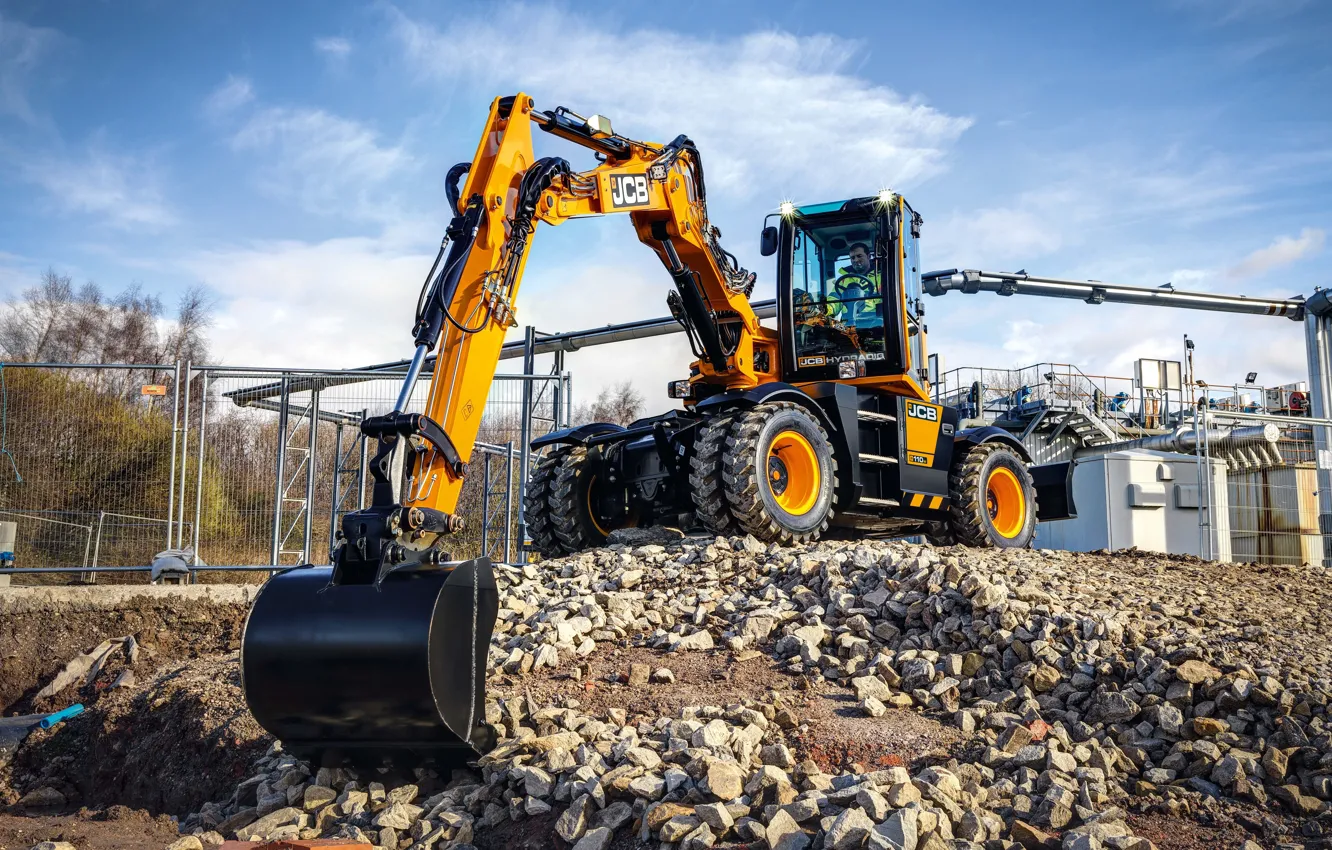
[760,226,778,257]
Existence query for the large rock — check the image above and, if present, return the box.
[765,809,810,850]
[1174,659,1221,684]
[826,807,874,850]
[869,807,917,850]
[702,760,745,800]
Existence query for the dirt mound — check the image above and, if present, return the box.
[7,653,269,815]
[1,593,249,714]
[0,807,180,850]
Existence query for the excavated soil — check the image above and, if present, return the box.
[5,654,269,815]
[0,807,179,850]
[0,596,247,714]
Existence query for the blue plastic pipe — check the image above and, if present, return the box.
[38,704,84,729]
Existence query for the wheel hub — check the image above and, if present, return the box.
[767,456,789,495]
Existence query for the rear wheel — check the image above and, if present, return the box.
[524,450,567,558]
[724,402,837,543]
[549,446,632,552]
[946,442,1037,548]
[689,413,739,536]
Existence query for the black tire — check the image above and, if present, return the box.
[723,402,837,543]
[525,449,567,558]
[946,442,1037,548]
[924,521,955,547]
[549,446,629,552]
[689,413,739,536]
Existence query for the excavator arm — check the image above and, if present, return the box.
[389,93,771,544]
[240,94,770,764]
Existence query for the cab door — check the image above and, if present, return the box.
[900,199,927,388]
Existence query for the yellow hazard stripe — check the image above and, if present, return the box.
[910,493,924,507]
[929,496,942,510]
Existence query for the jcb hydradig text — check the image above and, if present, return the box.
[241,94,1076,766]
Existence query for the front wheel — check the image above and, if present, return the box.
[946,442,1037,548]
[723,402,837,543]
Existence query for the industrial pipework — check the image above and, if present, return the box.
[1072,422,1281,460]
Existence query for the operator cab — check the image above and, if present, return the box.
[762,194,928,397]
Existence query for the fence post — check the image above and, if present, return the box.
[270,374,290,567]
[192,370,209,570]
[552,350,565,426]
[329,421,343,563]
[516,327,536,563]
[90,510,105,577]
[166,360,180,548]
[1304,303,1332,567]
[80,522,93,584]
[176,361,192,549]
[303,390,320,563]
[358,409,369,510]
[481,450,491,560]
[504,440,514,564]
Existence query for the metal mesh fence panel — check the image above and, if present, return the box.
[0,364,181,583]
[0,362,565,583]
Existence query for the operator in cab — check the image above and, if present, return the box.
[827,241,882,325]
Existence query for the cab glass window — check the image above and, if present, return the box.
[790,217,888,366]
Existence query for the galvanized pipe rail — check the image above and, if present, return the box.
[221,300,779,405]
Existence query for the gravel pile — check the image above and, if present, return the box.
[172,534,1330,849]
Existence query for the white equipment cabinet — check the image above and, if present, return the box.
[1034,450,1230,561]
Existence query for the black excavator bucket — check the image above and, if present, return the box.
[240,557,499,767]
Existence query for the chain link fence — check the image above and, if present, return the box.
[0,359,569,584]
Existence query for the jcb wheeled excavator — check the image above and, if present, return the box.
[241,94,1076,766]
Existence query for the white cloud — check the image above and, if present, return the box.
[1226,227,1324,279]
[230,107,413,221]
[930,151,1256,268]
[20,142,176,231]
[181,236,428,368]
[314,36,352,59]
[204,75,254,119]
[0,13,63,124]
[388,4,971,201]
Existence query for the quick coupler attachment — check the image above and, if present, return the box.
[240,557,500,767]
[331,503,463,586]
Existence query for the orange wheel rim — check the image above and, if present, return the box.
[986,466,1026,538]
[766,431,819,515]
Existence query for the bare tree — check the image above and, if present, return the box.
[573,380,645,426]
[0,268,75,362]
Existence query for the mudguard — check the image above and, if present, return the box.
[1031,460,1078,521]
[954,425,1033,463]
[530,422,624,450]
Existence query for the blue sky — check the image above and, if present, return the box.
[1,0,1329,411]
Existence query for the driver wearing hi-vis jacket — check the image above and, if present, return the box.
[828,241,881,323]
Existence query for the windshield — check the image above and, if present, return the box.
[790,217,887,367]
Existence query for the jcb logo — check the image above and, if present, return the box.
[906,402,938,421]
[608,174,650,208]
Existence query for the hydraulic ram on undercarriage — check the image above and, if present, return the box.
[922,269,1306,320]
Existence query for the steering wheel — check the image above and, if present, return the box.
[832,273,877,322]
[834,273,875,298]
